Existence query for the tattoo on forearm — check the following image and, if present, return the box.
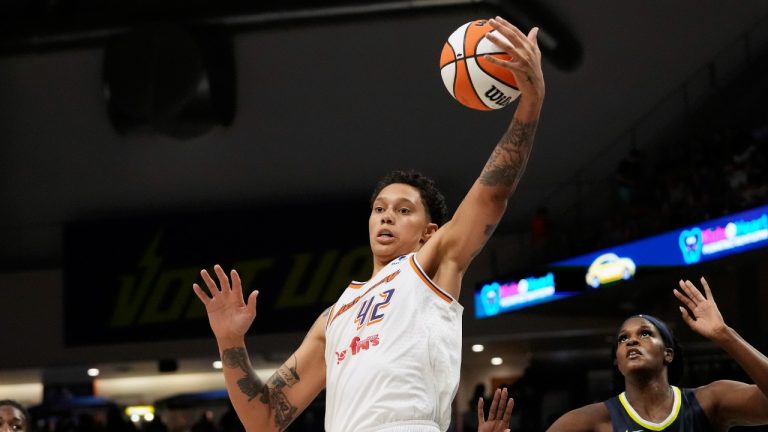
[480,118,538,187]
[223,347,252,370]
[275,360,300,388]
[264,358,300,429]
[221,349,302,431]
[223,347,264,401]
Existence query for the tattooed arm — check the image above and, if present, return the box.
[193,265,328,432]
[417,16,544,297]
[219,314,327,431]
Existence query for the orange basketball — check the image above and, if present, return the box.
[439,20,520,111]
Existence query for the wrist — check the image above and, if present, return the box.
[516,93,544,119]
[711,325,737,345]
[216,335,246,352]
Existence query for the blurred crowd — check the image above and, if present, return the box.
[528,113,768,266]
[15,403,247,432]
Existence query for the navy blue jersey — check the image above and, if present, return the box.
[604,386,713,431]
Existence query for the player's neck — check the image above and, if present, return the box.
[370,252,409,278]
[371,261,386,278]
[624,377,674,416]
[368,255,394,280]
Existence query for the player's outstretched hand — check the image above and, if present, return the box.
[674,277,727,341]
[478,387,514,432]
[193,264,259,342]
[484,16,545,101]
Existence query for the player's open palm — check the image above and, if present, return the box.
[193,264,259,341]
[478,388,514,432]
[674,277,726,340]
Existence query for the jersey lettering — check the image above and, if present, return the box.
[354,297,374,330]
[355,288,395,329]
[368,288,394,325]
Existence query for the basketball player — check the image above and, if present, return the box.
[0,400,30,432]
[193,16,544,432]
[542,277,768,431]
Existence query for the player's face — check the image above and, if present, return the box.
[0,405,26,432]
[369,183,436,263]
[615,317,673,379]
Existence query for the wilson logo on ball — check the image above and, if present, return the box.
[439,20,520,111]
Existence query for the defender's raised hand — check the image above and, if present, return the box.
[478,387,514,432]
[193,264,259,343]
[674,277,727,340]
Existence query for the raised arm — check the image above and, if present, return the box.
[193,265,327,432]
[674,278,768,428]
[418,17,545,296]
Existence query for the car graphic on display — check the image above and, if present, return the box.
[585,253,636,288]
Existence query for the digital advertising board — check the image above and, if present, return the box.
[475,204,768,319]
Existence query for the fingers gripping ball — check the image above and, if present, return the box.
[440,20,520,111]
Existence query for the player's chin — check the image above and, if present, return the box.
[372,243,403,261]
[620,360,652,376]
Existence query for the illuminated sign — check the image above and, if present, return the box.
[474,204,768,319]
[63,201,373,346]
[475,272,570,318]
[585,253,636,288]
[552,204,768,269]
[680,213,768,264]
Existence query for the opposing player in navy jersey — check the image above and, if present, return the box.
[193,16,543,432]
[543,277,768,432]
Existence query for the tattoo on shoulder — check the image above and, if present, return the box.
[221,349,302,431]
[480,118,538,187]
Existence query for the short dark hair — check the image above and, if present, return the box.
[613,314,684,385]
[370,170,449,226]
[0,399,30,429]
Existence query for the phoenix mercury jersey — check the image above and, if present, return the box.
[324,253,463,432]
[604,386,713,432]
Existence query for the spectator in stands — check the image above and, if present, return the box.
[190,411,216,432]
[530,206,551,262]
[143,415,168,432]
[218,403,244,432]
[615,148,645,211]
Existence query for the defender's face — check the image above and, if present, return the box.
[615,317,673,378]
[0,405,26,432]
[369,183,435,264]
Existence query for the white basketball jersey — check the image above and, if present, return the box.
[324,253,463,432]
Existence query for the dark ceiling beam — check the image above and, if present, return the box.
[0,0,581,70]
